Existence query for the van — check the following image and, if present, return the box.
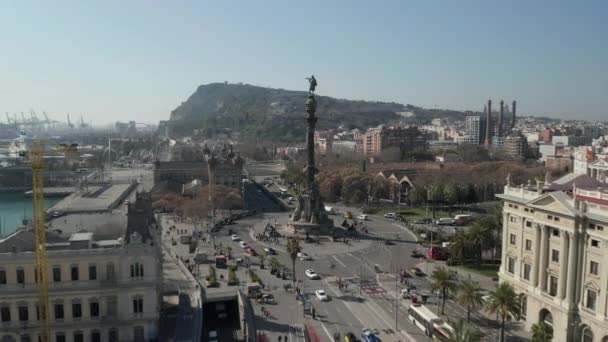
[358,214,368,220]
[383,212,396,219]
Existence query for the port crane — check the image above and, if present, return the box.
[21,141,78,342]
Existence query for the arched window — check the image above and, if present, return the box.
[539,308,553,328]
[520,295,527,321]
[581,326,593,342]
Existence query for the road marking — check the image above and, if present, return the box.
[332,255,347,267]
[319,321,334,341]
[364,298,417,342]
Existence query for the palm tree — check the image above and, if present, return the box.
[449,229,470,265]
[468,223,492,265]
[430,266,457,315]
[441,320,483,342]
[286,238,302,287]
[455,279,484,321]
[531,321,553,342]
[485,282,521,342]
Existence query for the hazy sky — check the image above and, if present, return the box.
[1,1,606,125]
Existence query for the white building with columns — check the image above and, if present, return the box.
[497,175,608,342]
[0,192,162,342]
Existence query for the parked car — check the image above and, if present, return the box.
[413,218,432,224]
[315,289,329,301]
[245,247,258,256]
[298,252,312,260]
[263,247,276,255]
[436,218,455,226]
[411,250,425,258]
[305,269,319,279]
[357,214,368,220]
[384,212,396,219]
[208,331,219,342]
[231,234,240,241]
[239,241,248,248]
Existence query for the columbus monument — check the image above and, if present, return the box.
[284,75,333,236]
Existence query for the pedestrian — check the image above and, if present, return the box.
[278,336,282,342]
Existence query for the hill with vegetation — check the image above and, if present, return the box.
[162,82,476,141]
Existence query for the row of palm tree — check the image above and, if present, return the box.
[431,266,522,342]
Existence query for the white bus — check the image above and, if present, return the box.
[407,304,444,337]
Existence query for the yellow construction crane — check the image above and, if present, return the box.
[23,141,78,342]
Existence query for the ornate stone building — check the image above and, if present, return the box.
[497,174,608,341]
[0,192,162,342]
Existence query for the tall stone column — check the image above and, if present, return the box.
[532,224,541,286]
[566,232,578,303]
[578,235,589,306]
[538,225,549,291]
[305,95,318,223]
[558,232,570,299]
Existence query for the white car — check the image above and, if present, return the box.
[208,330,218,342]
[305,269,319,279]
[315,289,329,301]
[384,212,396,219]
[239,241,248,248]
[231,234,240,241]
[358,214,368,220]
[298,252,312,260]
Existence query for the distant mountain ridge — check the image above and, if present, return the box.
[163,83,475,141]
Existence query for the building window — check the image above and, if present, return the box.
[55,333,66,342]
[0,270,6,284]
[586,289,597,311]
[54,304,64,320]
[551,249,560,263]
[507,257,515,274]
[552,229,560,237]
[1,306,11,322]
[109,329,118,342]
[18,305,28,321]
[509,216,517,223]
[548,215,553,220]
[133,297,143,315]
[549,276,558,296]
[510,234,516,245]
[90,331,101,342]
[130,263,144,278]
[525,239,532,251]
[523,264,531,281]
[88,265,97,280]
[591,239,600,248]
[72,302,81,319]
[70,266,79,281]
[73,332,83,342]
[52,267,61,282]
[134,326,145,342]
[589,223,596,230]
[19,335,30,342]
[526,221,533,227]
[17,268,25,285]
[598,225,604,231]
[89,301,99,318]
[590,261,599,276]
[554,217,560,222]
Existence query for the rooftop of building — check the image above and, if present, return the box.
[0,192,156,253]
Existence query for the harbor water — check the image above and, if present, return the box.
[0,193,62,237]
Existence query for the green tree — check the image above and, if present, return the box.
[426,182,443,218]
[449,229,470,265]
[286,238,302,287]
[440,319,484,342]
[468,223,493,265]
[455,279,484,321]
[485,282,521,342]
[430,266,457,315]
[531,321,553,342]
[443,182,459,213]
